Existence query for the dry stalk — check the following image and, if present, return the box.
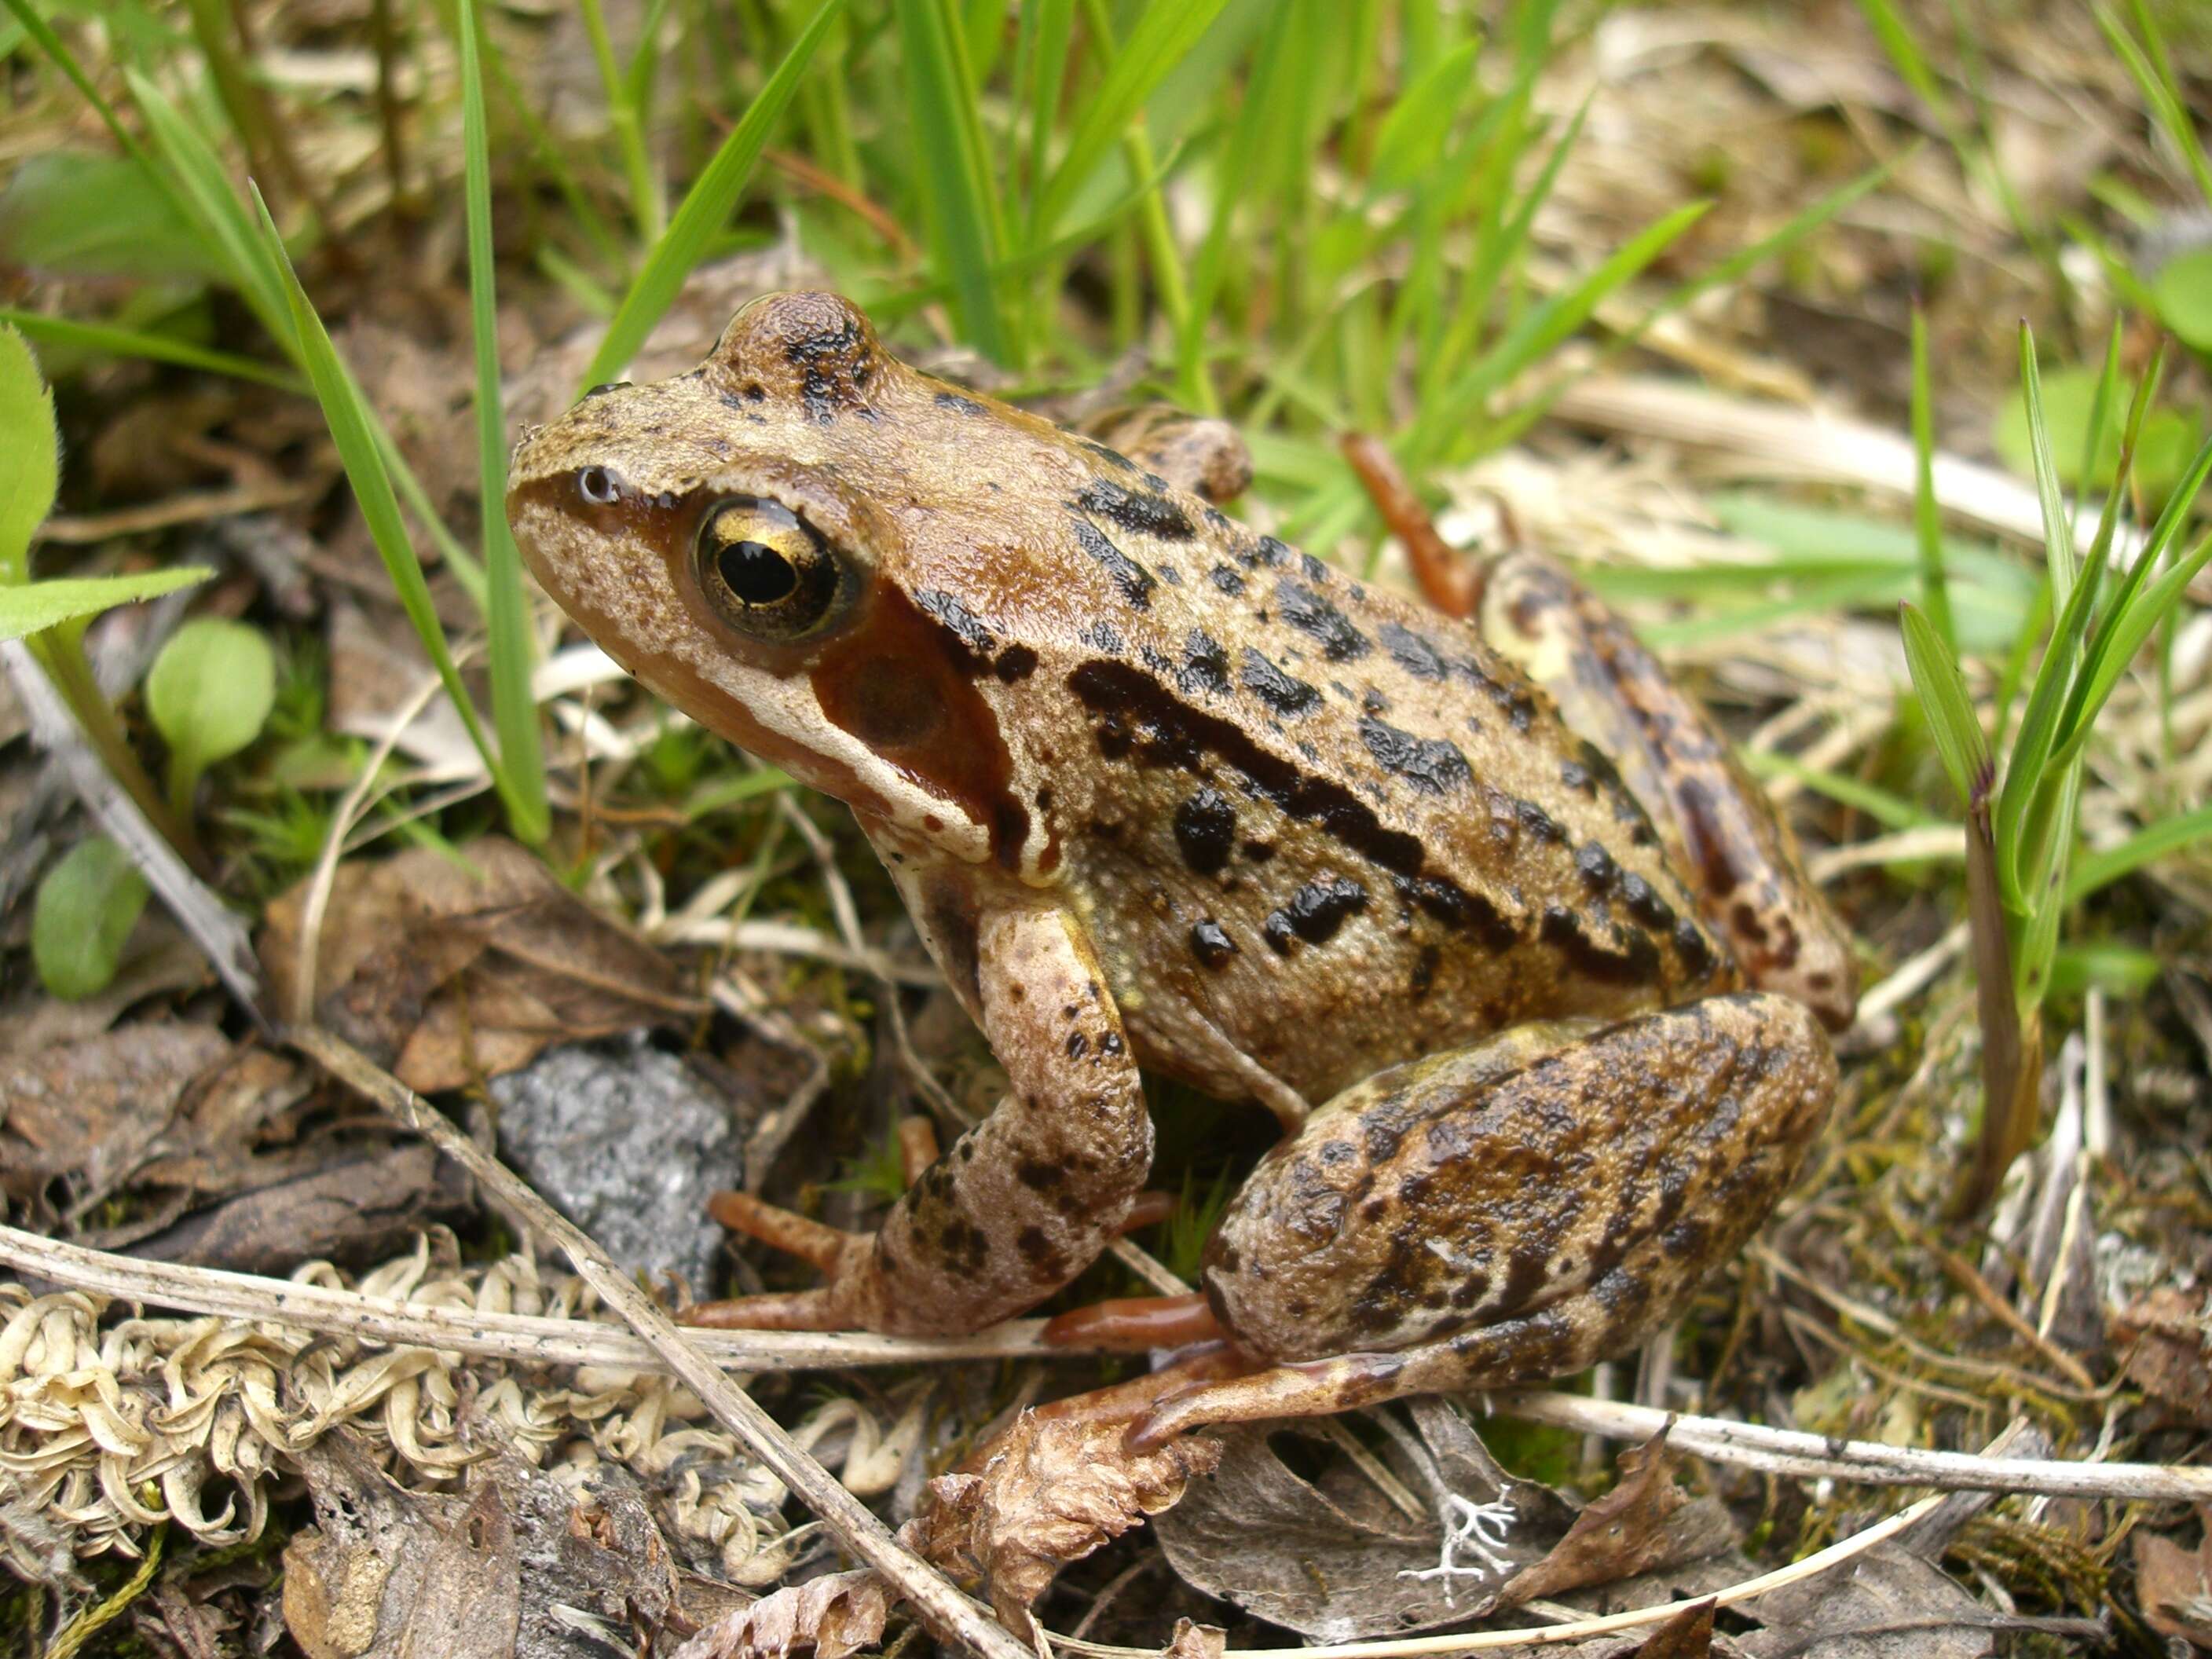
[287,1025,1035,1659]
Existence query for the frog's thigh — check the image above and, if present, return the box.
[866,903,1153,1335]
[1478,551,1857,1029]
[1146,993,1833,1441]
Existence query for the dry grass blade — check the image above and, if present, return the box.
[288,1025,1039,1659]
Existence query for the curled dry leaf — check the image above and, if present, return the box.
[2135,1506,2212,1650]
[260,838,704,1093]
[1626,1598,1715,1657]
[1495,1429,1734,1613]
[670,1568,894,1659]
[908,1410,1223,1630]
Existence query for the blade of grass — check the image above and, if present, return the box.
[1910,306,1955,653]
[1409,200,1711,464]
[580,0,845,394]
[897,0,1008,361]
[2,0,145,161]
[2099,2,2212,205]
[0,308,302,390]
[2067,800,2212,905]
[1031,0,1232,242]
[249,187,521,827]
[1899,599,1991,803]
[457,0,548,844]
[581,0,665,241]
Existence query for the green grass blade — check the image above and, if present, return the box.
[2049,521,2212,774]
[1994,348,2159,899]
[0,307,303,390]
[1033,0,1232,240]
[2074,319,2124,533]
[458,0,548,844]
[581,0,663,241]
[1910,306,1955,653]
[126,71,291,340]
[2067,799,2212,905]
[1365,39,1481,194]
[2012,757,2081,1011]
[898,0,1008,361]
[1899,599,1990,803]
[249,187,518,826]
[581,0,845,394]
[2016,323,2075,598]
[1739,749,1940,833]
[2098,2,2212,205]
[2,0,144,161]
[1412,200,1710,462]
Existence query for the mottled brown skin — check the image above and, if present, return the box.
[506,293,1853,1435]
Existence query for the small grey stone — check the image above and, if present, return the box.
[489,1038,742,1287]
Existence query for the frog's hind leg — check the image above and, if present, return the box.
[1121,993,1836,1446]
[683,903,1155,1339]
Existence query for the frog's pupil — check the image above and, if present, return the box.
[720,539,798,605]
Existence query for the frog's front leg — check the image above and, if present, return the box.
[688,903,1152,1338]
[1110,992,1834,1446]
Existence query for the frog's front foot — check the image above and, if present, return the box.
[683,903,1155,1339]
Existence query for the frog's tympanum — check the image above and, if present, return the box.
[508,294,1855,1447]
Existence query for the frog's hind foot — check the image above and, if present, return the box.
[678,1190,883,1331]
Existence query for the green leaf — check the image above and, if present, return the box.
[458,0,548,845]
[2151,247,2212,352]
[1899,599,1990,803]
[2046,940,2163,1000]
[148,617,276,814]
[0,569,214,642]
[580,0,846,394]
[0,152,217,282]
[0,322,58,584]
[33,838,151,1001]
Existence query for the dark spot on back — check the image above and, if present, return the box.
[1178,629,1231,696]
[1077,477,1193,540]
[1190,918,1238,968]
[1242,649,1320,716]
[1360,716,1471,793]
[935,389,986,416]
[1070,518,1155,608]
[1278,581,1371,661]
[1264,874,1368,953]
[1174,787,1238,876]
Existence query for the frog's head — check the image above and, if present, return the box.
[507,292,1102,877]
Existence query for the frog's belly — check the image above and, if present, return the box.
[1070,830,1716,1115]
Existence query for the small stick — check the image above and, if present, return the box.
[0,1220,1069,1372]
[288,1026,1035,1659]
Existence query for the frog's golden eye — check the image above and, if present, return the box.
[694,496,846,642]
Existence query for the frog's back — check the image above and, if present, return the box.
[1027,499,1736,1108]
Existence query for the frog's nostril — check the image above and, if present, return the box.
[577,465,622,505]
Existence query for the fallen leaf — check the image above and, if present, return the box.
[1497,1430,1735,1612]
[1153,1400,1573,1640]
[261,838,704,1093]
[285,1428,682,1659]
[910,1410,1222,1631]
[1163,1618,1226,1659]
[1628,1599,1715,1657]
[1731,1543,1996,1657]
[0,1022,230,1209]
[2137,1507,2212,1649]
[0,928,211,1059]
[2111,1289,2212,1426]
[670,1569,893,1659]
[123,1141,471,1273]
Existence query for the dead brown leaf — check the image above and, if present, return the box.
[1497,1430,1734,1612]
[2137,1507,2212,1650]
[122,1141,471,1273]
[669,1569,894,1659]
[1152,1401,1574,1641]
[0,1023,230,1210]
[1163,1617,1226,1659]
[2111,1288,2212,1426]
[285,1428,682,1659]
[261,838,704,1093]
[1628,1599,1716,1657]
[909,1410,1222,1631]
